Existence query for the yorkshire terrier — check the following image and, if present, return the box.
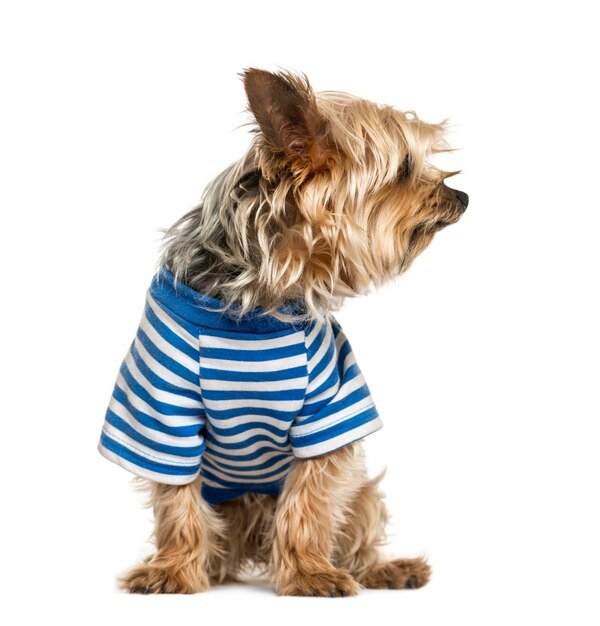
[98,68,468,596]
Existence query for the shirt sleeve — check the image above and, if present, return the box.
[289,317,383,458]
[98,288,206,484]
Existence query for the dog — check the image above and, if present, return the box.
[98,68,468,596]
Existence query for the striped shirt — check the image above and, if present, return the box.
[98,268,382,505]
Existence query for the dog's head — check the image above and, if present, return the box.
[162,69,467,319]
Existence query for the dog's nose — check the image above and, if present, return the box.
[453,189,469,209]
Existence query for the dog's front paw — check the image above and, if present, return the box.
[119,560,207,594]
[278,568,359,597]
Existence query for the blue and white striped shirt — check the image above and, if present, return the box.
[98,268,382,504]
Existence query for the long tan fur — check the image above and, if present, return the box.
[119,478,226,593]
[119,68,466,595]
[159,70,462,323]
[120,444,430,595]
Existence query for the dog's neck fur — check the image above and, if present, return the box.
[158,154,336,322]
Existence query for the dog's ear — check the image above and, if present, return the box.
[241,68,331,171]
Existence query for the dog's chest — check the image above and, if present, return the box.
[198,328,308,438]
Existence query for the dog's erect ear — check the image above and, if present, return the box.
[242,68,331,171]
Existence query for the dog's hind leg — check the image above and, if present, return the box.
[210,493,278,584]
[333,473,431,590]
[120,478,226,594]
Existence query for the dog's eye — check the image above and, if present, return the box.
[237,169,261,191]
[397,156,412,180]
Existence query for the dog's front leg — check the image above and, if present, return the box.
[120,478,224,594]
[273,443,362,597]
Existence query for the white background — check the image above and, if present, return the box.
[1,1,598,624]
